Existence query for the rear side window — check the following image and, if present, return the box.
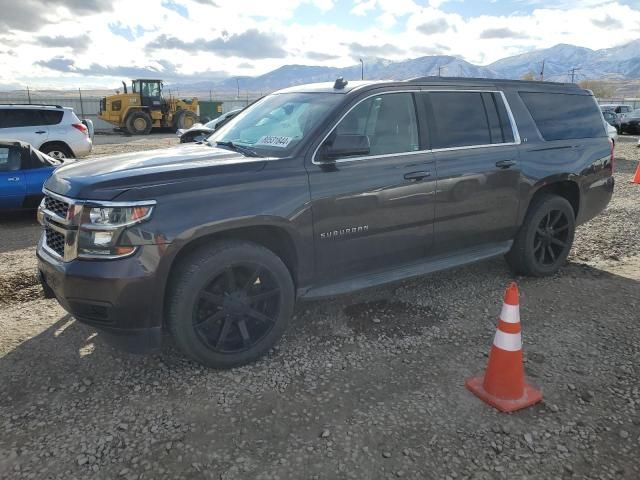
[427,91,514,149]
[40,110,64,125]
[520,92,605,141]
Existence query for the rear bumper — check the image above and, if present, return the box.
[70,136,93,158]
[37,238,164,353]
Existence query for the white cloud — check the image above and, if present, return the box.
[0,0,639,89]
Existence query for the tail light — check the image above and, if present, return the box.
[72,123,88,135]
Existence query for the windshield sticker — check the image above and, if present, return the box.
[256,136,293,148]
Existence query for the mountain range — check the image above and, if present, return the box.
[172,40,640,94]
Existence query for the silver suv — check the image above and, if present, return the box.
[0,104,92,159]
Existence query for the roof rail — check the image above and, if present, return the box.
[0,103,64,108]
[406,76,576,87]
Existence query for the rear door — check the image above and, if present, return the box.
[0,145,26,209]
[307,91,437,282]
[0,109,49,148]
[422,90,521,253]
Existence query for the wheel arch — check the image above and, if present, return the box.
[156,220,304,325]
[521,177,580,223]
[38,140,74,157]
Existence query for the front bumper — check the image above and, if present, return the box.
[37,238,164,353]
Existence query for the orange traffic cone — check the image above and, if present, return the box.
[465,282,542,412]
[632,163,640,184]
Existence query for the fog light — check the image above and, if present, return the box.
[93,231,114,246]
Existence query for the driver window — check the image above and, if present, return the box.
[333,93,419,157]
[0,147,21,172]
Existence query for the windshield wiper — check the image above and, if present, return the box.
[212,140,262,158]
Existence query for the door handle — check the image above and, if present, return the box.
[35,130,46,134]
[8,177,20,182]
[495,160,516,169]
[404,171,431,181]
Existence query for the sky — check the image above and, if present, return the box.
[0,0,639,89]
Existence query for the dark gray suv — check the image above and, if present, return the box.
[37,77,614,368]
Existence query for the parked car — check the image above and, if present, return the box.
[602,110,621,133]
[37,77,613,368]
[177,109,243,143]
[600,103,634,122]
[620,109,640,134]
[0,140,70,211]
[0,104,92,159]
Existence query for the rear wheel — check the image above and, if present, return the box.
[167,241,295,368]
[506,194,576,277]
[125,111,153,135]
[40,142,74,159]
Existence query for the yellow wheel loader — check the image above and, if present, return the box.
[99,79,199,135]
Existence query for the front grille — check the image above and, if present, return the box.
[44,195,69,219]
[45,227,65,257]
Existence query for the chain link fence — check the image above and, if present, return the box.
[0,89,263,131]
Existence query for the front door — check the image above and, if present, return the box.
[307,91,437,283]
[421,91,521,253]
[0,145,26,209]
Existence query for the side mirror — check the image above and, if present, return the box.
[320,134,370,161]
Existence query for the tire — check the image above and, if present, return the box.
[125,111,152,135]
[174,110,198,131]
[505,194,576,277]
[40,142,74,159]
[167,241,295,368]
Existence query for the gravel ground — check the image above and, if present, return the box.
[0,140,639,480]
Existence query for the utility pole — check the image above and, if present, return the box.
[235,78,240,99]
[569,67,581,83]
[78,88,85,120]
[26,86,31,104]
[359,58,364,80]
[540,59,545,81]
[438,65,446,77]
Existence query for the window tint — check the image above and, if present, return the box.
[520,92,605,141]
[429,92,492,148]
[333,93,419,157]
[0,147,21,172]
[0,109,52,128]
[40,110,64,125]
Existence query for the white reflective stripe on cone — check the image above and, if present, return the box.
[500,303,520,324]
[493,330,522,351]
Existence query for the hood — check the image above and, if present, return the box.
[44,143,267,200]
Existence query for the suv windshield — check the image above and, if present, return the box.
[208,93,343,157]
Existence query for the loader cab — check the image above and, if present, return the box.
[132,79,164,111]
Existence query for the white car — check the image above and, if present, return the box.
[177,108,243,143]
[0,104,93,159]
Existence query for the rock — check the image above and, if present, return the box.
[619,430,629,439]
[372,318,381,324]
[524,433,533,445]
[382,451,392,458]
[77,456,88,466]
[320,430,330,438]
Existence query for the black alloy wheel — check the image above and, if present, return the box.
[505,194,576,277]
[532,209,571,267]
[167,241,295,368]
[193,263,281,353]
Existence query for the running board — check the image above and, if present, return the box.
[299,241,512,300]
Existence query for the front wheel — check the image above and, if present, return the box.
[506,194,576,277]
[167,241,295,368]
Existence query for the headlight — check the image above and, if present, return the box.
[78,202,155,259]
[87,205,153,226]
